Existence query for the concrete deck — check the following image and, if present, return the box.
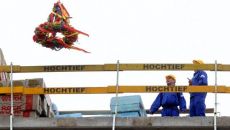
[0,116,230,130]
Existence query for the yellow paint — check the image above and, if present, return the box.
[0,63,230,72]
[0,86,229,94]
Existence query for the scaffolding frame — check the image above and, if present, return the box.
[3,61,228,130]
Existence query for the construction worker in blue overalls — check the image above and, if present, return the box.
[150,75,186,116]
[188,60,208,116]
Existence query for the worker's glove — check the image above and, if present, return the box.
[188,79,192,86]
[149,111,154,115]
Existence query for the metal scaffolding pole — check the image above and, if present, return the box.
[112,60,120,130]
[10,62,14,130]
[214,60,218,130]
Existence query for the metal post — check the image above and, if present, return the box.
[214,60,217,130]
[112,60,120,130]
[10,62,14,130]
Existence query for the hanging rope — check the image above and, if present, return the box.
[33,1,89,52]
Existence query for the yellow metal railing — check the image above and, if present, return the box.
[1,63,230,73]
[0,86,230,94]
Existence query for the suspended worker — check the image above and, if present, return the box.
[149,74,186,116]
[188,60,208,117]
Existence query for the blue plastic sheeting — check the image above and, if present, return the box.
[51,103,82,118]
[55,113,82,118]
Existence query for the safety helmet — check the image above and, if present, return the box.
[193,59,204,64]
[165,74,176,81]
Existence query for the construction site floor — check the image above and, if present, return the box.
[0,116,230,130]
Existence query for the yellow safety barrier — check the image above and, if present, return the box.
[1,63,230,73]
[0,86,230,94]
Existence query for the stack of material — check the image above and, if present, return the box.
[110,95,147,117]
[25,78,55,117]
[52,103,82,118]
[0,94,42,117]
[56,113,82,118]
[0,48,9,82]
[0,78,55,118]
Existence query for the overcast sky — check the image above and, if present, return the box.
[1,0,230,116]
